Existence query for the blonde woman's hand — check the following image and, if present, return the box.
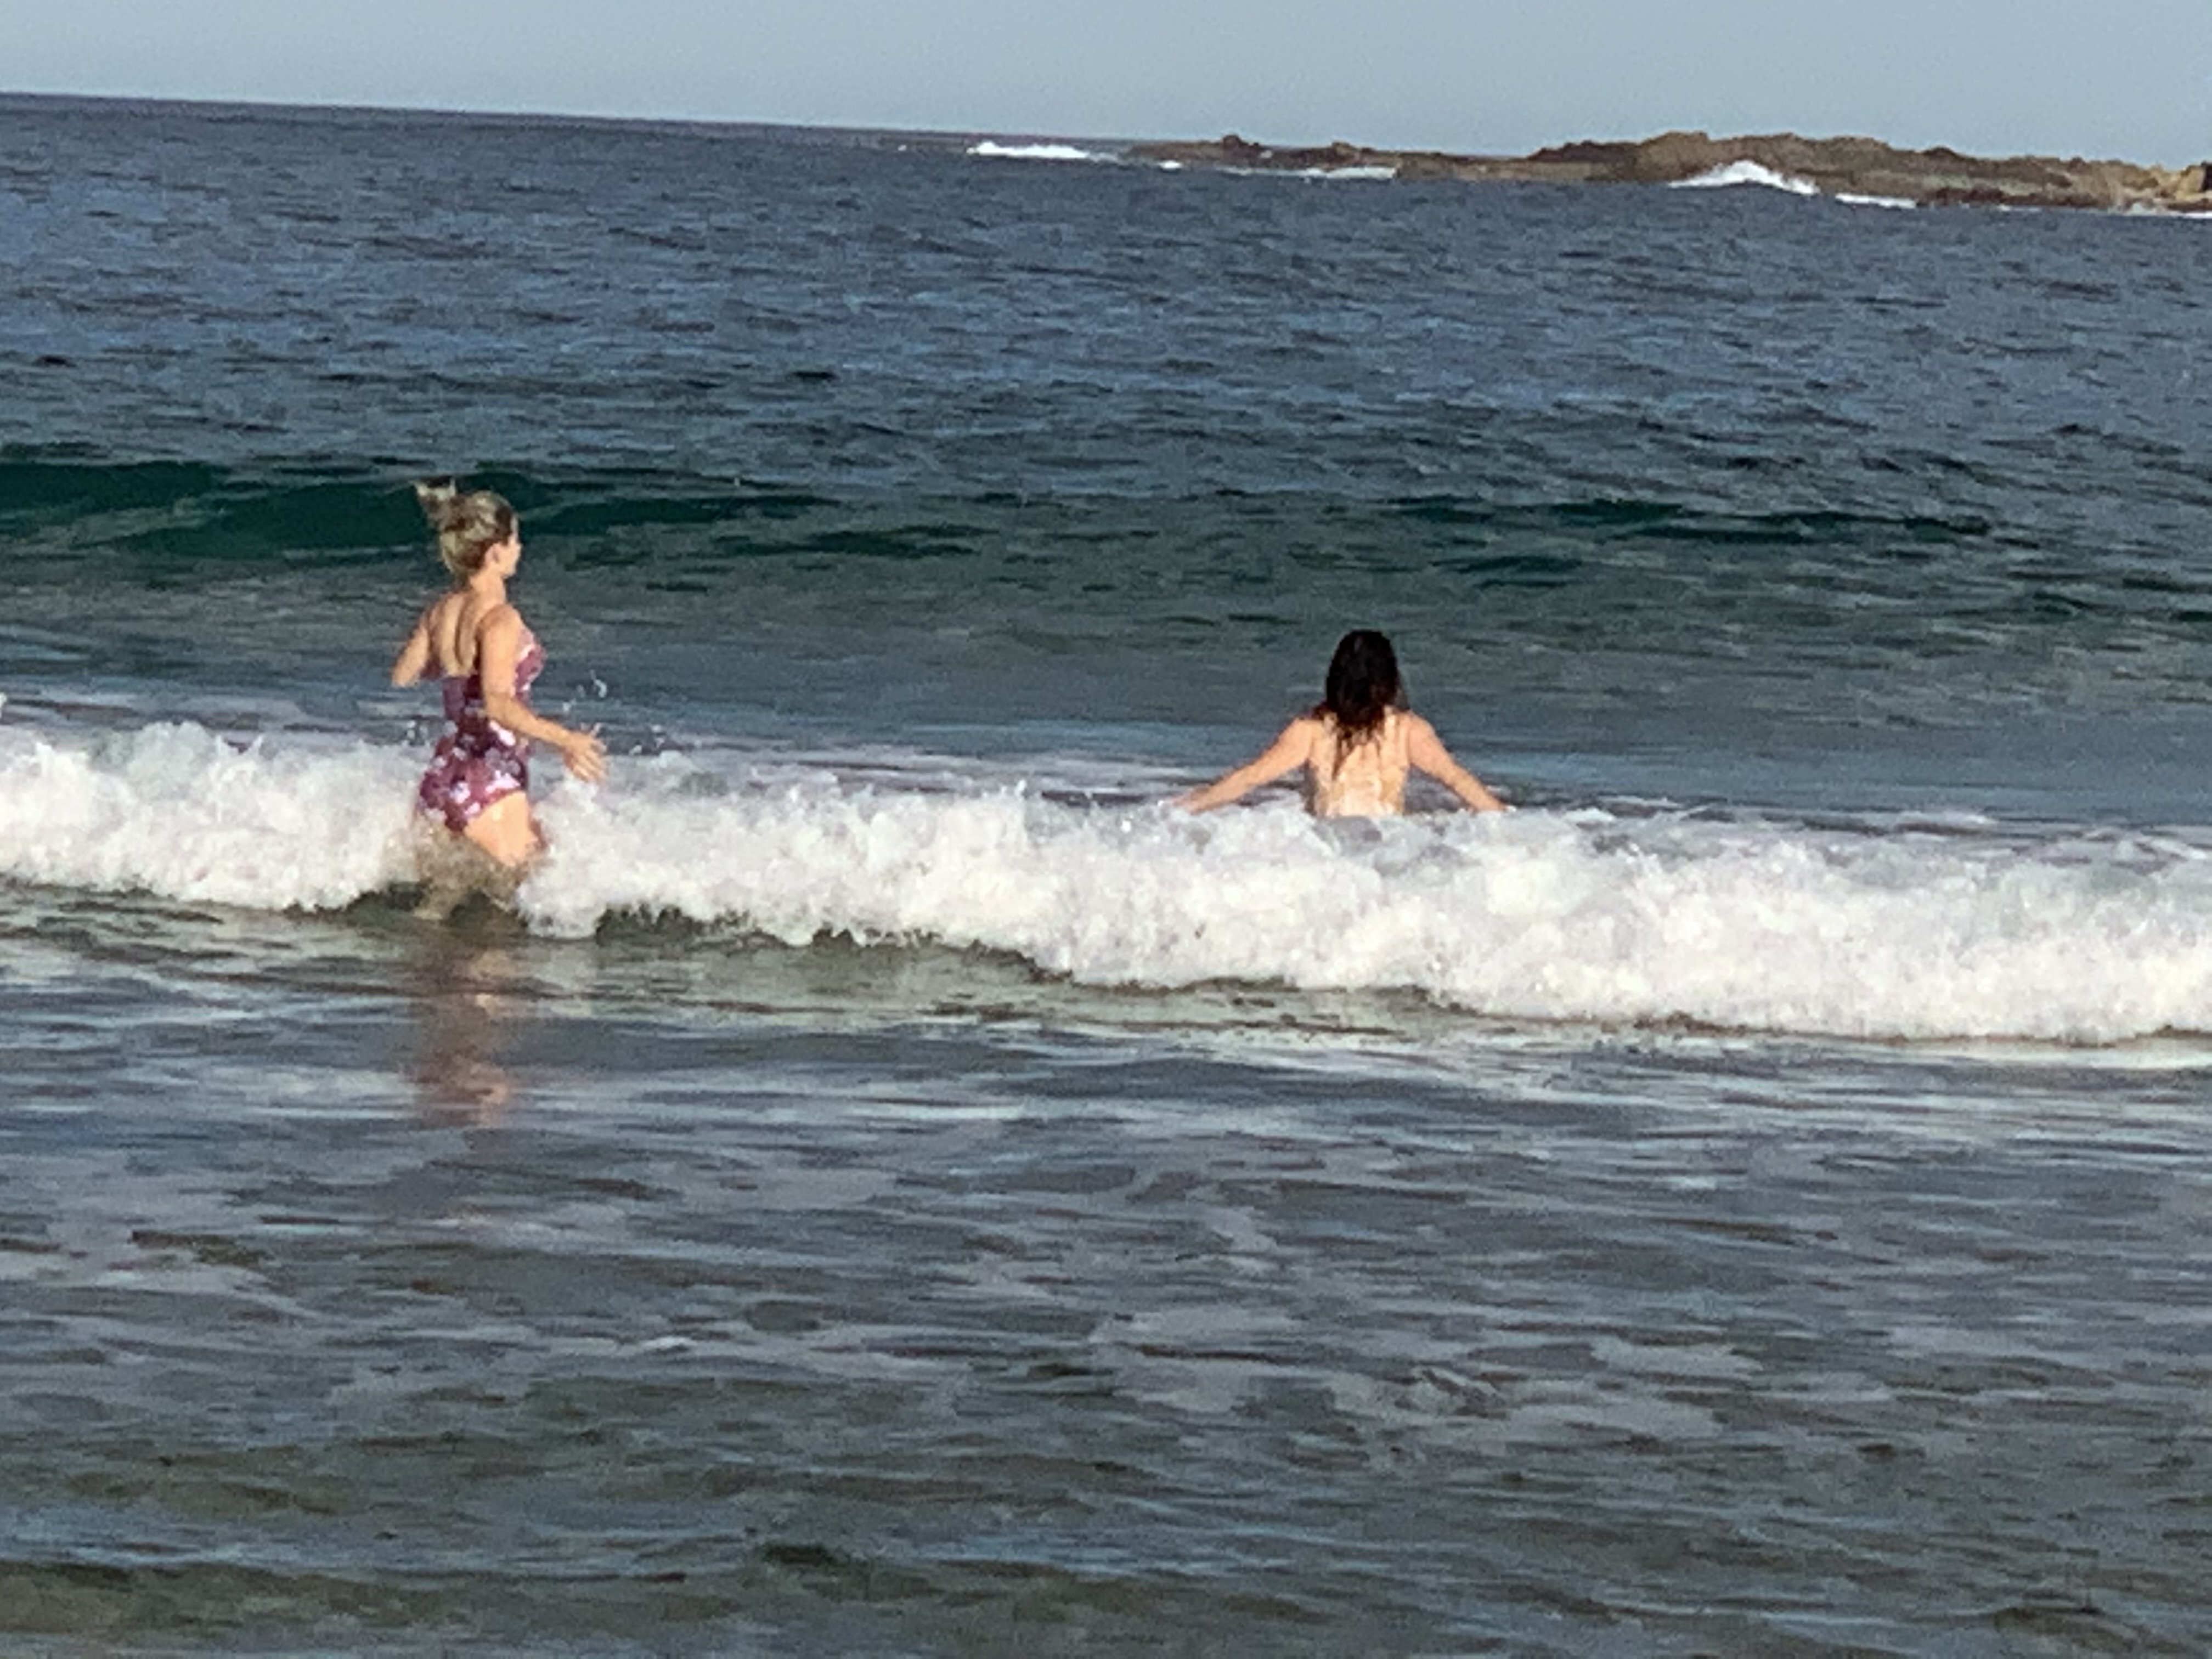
[561,728,608,785]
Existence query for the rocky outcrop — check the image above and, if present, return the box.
[1127,130,2212,213]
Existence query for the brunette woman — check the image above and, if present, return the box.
[1180,630,1505,816]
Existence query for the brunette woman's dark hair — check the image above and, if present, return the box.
[1316,629,1403,746]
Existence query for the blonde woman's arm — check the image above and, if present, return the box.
[390,606,435,687]
[475,607,608,784]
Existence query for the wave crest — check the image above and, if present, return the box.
[0,723,416,909]
[6,726,2211,1043]
[1672,160,1820,196]
[967,141,1110,164]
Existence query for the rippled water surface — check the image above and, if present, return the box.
[5,900,2211,1654]
[5,95,2212,1652]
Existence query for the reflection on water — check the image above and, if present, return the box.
[6,877,2212,1652]
[405,906,529,1123]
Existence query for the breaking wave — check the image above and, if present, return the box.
[1673,161,1821,196]
[7,723,2212,1045]
[967,140,1112,163]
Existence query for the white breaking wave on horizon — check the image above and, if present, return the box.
[1285,165,1398,182]
[1673,160,1821,196]
[7,723,2212,1045]
[967,140,1110,163]
[1213,163,1400,182]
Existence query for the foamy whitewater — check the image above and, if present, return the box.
[8,98,2212,1655]
[1673,160,1918,211]
[966,140,1110,163]
[8,724,2212,1042]
[1672,159,1821,195]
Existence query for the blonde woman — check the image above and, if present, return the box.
[391,482,606,867]
[1180,630,1506,816]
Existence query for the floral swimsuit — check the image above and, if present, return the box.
[416,627,545,832]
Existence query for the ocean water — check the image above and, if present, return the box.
[4,93,2212,1654]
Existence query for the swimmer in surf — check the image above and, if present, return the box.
[391,481,606,871]
[1179,629,1507,816]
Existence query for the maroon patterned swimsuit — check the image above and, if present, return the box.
[416,627,546,832]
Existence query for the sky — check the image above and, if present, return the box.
[4,1,2209,166]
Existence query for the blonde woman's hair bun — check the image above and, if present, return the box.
[413,477,462,523]
[414,478,516,579]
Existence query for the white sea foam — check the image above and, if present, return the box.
[0,723,419,910]
[1211,163,1400,183]
[7,725,2212,1044]
[1673,161,1821,197]
[1836,192,1917,211]
[967,141,1108,163]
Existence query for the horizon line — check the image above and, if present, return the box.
[3,87,2189,174]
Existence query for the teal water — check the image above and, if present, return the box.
[4,94,2212,1653]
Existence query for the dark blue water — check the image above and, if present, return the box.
[8,93,2212,812]
[5,95,2212,1654]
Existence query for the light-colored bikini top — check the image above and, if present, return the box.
[1306,709,1410,817]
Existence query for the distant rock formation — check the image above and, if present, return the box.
[1127,130,2212,213]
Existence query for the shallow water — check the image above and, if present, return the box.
[5,892,2211,1651]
